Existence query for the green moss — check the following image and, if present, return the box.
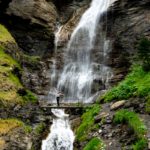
[114,109,148,149]
[0,45,37,105]
[0,24,15,42]
[0,118,32,135]
[83,138,105,150]
[76,104,100,141]
[102,65,150,102]
[34,123,46,135]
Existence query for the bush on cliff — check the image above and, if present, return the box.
[138,37,150,71]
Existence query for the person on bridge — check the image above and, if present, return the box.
[56,91,64,107]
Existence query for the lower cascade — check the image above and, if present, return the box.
[42,109,75,150]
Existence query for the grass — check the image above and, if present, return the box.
[0,118,32,135]
[133,138,148,150]
[83,137,105,150]
[0,24,15,43]
[76,104,100,141]
[114,109,148,149]
[102,65,150,102]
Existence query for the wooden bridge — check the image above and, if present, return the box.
[40,103,92,115]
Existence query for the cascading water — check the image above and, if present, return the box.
[42,109,75,150]
[56,0,115,102]
[43,1,116,149]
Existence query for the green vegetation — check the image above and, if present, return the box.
[22,54,41,66]
[145,95,150,113]
[34,123,46,135]
[133,138,148,150]
[0,24,37,105]
[0,24,15,42]
[114,109,148,150]
[83,137,105,150]
[102,65,150,102]
[137,37,150,71]
[76,104,100,141]
[0,118,32,135]
[0,46,23,105]
[22,90,37,103]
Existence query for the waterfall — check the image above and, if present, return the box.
[56,0,115,102]
[42,109,75,150]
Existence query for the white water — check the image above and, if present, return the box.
[56,0,114,102]
[42,109,75,150]
[43,1,116,149]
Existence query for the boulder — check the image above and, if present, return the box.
[94,112,109,123]
[110,100,126,110]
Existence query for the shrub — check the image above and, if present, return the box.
[138,37,150,71]
[22,90,38,103]
[34,123,46,135]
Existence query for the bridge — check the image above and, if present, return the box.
[40,103,92,115]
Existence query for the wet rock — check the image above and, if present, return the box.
[110,100,126,110]
[71,117,81,131]
[7,0,57,29]
[94,112,109,123]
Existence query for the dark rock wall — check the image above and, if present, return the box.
[106,0,150,84]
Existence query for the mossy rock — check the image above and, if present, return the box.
[0,25,37,106]
[0,118,32,135]
[0,24,15,43]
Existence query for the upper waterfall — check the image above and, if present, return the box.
[56,0,114,102]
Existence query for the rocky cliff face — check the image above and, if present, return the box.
[0,0,90,99]
[0,0,150,149]
[107,0,150,84]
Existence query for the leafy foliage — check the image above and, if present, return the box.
[76,104,100,141]
[137,37,150,71]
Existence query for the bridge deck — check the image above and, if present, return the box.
[41,106,84,109]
